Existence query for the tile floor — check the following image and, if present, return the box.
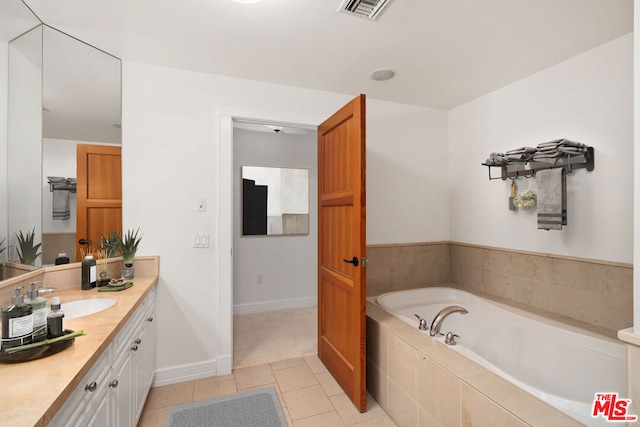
[233,306,317,368]
[137,355,397,426]
[138,307,396,426]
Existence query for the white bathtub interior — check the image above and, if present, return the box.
[374,287,626,427]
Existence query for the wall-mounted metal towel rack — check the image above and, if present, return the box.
[47,177,77,193]
[482,146,594,180]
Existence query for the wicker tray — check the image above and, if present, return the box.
[0,330,76,363]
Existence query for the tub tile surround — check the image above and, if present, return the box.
[450,242,633,334]
[617,329,640,423]
[366,242,450,296]
[366,303,583,426]
[367,242,633,335]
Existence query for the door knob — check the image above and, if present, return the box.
[342,256,359,267]
[78,238,92,245]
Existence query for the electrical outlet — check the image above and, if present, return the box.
[257,274,263,284]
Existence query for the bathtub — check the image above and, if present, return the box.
[375,287,625,426]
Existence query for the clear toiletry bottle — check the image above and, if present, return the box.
[82,255,97,290]
[47,297,65,339]
[1,287,34,350]
[25,282,48,342]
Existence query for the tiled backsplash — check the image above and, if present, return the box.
[366,242,450,295]
[366,241,633,333]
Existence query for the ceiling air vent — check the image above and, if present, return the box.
[338,0,394,21]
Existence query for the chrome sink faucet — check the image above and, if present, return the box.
[429,305,468,336]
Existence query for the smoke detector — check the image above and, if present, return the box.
[338,0,394,21]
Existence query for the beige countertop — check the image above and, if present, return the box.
[0,258,158,427]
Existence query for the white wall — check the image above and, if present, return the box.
[367,102,450,244]
[7,31,42,263]
[449,33,633,264]
[0,42,8,249]
[233,127,317,314]
[634,1,639,333]
[122,61,449,383]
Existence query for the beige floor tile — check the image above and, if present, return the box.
[350,415,398,426]
[331,393,387,425]
[316,371,343,396]
[283,385,336,420]
[144,381,194,410]
[272,357,308,371]
[282,407,294,427]
[234,307,317,368]
[294,411,346,427]
[196,372,235,383]
[137,405,171,427]
[275,365,319,392]
[193,377,237,402]
[305,355,328,374]
[234,363,276,390]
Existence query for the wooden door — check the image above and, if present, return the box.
[76,144,122,261]
[317,94,367,412]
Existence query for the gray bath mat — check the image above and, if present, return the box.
[166,386,286,427]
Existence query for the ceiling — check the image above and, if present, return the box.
[4,0,635,110]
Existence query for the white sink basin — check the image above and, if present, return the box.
[62,298,117,320]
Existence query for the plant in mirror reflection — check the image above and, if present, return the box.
[16,228,41,266]
[0,237,6,256]
[101,230,121,258]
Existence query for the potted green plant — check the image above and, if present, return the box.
[16,228,41,266]
[119,228,142,279]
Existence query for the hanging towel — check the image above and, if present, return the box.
[536,168,566,230]
[52,190,70,220]
[48,176,71,220]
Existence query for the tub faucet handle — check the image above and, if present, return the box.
[414,314,428,331]
[444,332,460,345]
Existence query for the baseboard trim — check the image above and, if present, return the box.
[233,296,317,315]
[152,359,218,387]
[216,353,233,376]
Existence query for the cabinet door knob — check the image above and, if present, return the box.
[134,338,142,345]
[85,381,97,392]
[109,379,119,388]
[147,316,154,322]
[131,344,139,352]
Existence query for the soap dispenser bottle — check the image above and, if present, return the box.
[54,252,70,265]
[82,255,97,290]
[47,296,65,339]
[1,287,34,350]
[25,282,48,342]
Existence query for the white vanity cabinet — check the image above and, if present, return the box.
[49,345,113,427]
[50,288,156,427]
[134,291,156,421]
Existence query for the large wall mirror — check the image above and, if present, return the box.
[1,0,122,283]
[242,166,309,236]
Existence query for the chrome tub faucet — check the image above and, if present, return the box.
[429,305,468,336]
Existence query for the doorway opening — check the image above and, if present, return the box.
[222,113,321,370]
